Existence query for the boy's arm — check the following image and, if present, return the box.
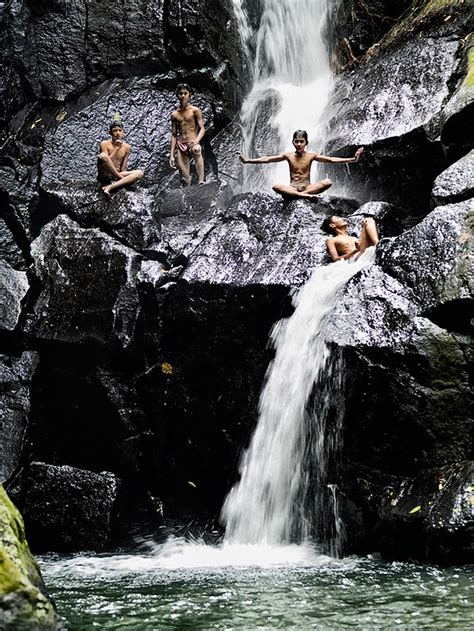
[326,238,340,262]
[119,145,130,171]
[193,107,205,145]
[170,116,177,168]
[315,147,364,164]
[238,152,286,164]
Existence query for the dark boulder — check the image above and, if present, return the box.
[432,150,474,206]
[11,462,121,552]
[27,215,143,347]
[322,204,472,479]
[0,352,38,483]
[342,461,474,564]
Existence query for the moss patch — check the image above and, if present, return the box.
[368,0,468,54]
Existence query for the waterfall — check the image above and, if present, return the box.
[221,249,376,552]
[233,0,333,191]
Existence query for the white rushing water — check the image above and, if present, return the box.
[222,249,376,549]
[235,0,333,190]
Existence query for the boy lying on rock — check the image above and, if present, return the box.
[239,129,364,200]
[322,215,379,262]
[97,121,144,198]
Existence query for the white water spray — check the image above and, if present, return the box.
[235,0,333,190]
[222,249,376,549]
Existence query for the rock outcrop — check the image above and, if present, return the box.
[0,485,64,629]
[10,463,121,552]
[322,0,472,214]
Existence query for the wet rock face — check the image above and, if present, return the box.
[40,182,161,254]
[325,203,473,479]
[0,352,38,484]
[322,35,461,211]
[11,462,121,552]
[377,202,472,312]
[342,461,474,565]
[28,215,142,346]
[3,0,243,107]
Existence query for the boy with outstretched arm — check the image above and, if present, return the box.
[239,129,363,200]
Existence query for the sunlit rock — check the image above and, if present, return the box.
[0,259,28,331]
[40,181,161,254]
[432,150,474,206]
[182,192,358,286]
[377,202,472,311]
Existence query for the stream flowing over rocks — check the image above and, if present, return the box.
[0,6,472,617]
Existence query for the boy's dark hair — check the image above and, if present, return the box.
[321,217,336,235]
[176,82,192,95]
[292,129,308,142]
[109,120,124,132]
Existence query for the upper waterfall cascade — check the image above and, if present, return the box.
[233,0,333,190]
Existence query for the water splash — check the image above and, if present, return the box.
[222,249,376,550]
[234,0,333,190]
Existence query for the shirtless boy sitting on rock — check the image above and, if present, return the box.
[97,121,144,198]
[239,129,363,200]
[322,215,379,262]
[169,83,205,186]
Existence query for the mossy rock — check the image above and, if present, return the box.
[369,0,469,55]
[0,486,64,629]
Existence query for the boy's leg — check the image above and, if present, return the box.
[98,152,120,181]
[272,178,332,200]
[357,218,379,254]
[177,149,191,186]
[102,170,144,196]
[191,144,205,184]
[304,178,332,195]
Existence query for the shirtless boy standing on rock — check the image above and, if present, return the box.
[322,215,379,262]
[239,129,364,200]
[97,121,144,198]
[169,83,205,186]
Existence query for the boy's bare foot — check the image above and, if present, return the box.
[102,186,112,199]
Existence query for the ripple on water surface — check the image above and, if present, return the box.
[40,539,474,630]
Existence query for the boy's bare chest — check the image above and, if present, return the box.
[175,109,195,125]
[288,154,312,171]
